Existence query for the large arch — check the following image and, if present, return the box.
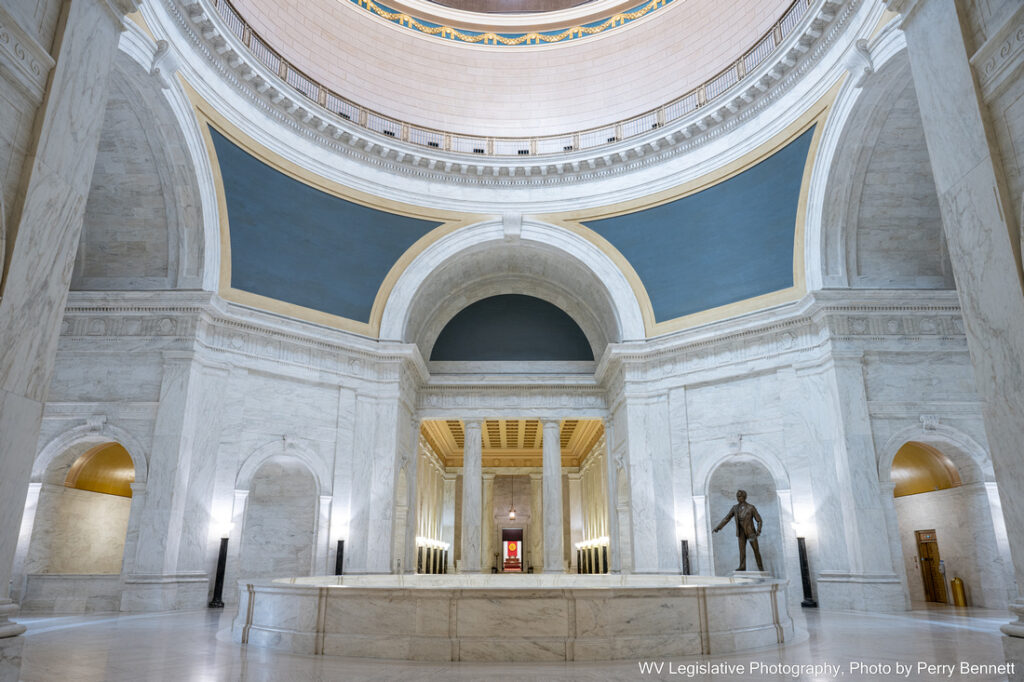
[879,423,1010,609]
[806,27,952,292]
[71,27,220,292]
[379,219,646,359]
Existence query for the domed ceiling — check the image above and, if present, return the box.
[228,0,793,136]
[428,0,592,13]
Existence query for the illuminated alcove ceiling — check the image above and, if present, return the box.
[65,443,135,498]
[892,442,962,498]
[421,419,604,467]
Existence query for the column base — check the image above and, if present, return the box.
[1002,635,1023,682]
[816,571,905,611]
[119,572,209,611]
[0,634,23,682]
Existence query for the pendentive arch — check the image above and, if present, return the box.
[805,23,912,290]
[379,219,646,360]
[112,24,221,291]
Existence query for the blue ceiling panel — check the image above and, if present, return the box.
[211,128,441,323]
[582,126,814,322]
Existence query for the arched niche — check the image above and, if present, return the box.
[707,456,783,577]
[71,50,209,291]
[889,441,1009,608]
[17,440,141,612]
[379,220,646,362]
[809,38,954,291]
[431,294,593,361]
[238,456,319,581]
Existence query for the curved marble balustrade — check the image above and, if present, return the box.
[198,0,816,155]
[232,573,793,661]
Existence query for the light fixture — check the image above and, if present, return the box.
[508,476,517,520]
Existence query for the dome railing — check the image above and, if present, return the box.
[205,0,813,157]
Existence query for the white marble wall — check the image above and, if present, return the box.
[894,485,1009,609]
[25,486,130,576]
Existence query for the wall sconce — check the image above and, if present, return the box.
[792,521,817,608]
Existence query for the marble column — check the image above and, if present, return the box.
[482,473,495,572]
[0,0,137,654]
[528,472,543,571]
[315,496,333,575]
[886,0,1024,667]
[459,420,482,573]
[402,419,420,574]
[441,473,456,572]
[542,419,564,573]
[8,483,41,604]
[567,473,584,572]
[603,421,622,573]
[120,353,228,611]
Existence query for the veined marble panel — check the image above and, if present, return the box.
[232,574,792,661]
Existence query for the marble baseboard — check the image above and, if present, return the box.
[19,574,120,614]
[0,635,23,682]
[1002,635,1024,682]
[233,575,793,661]
[816,572,906,611]
[119,573,209,612]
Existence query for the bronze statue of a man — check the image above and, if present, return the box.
[713,489,764,572]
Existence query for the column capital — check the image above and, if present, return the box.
[482,472,496,481]
[463,418,483,431]
[540,418,561,430]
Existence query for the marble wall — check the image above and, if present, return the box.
[894,485,1009,609]
[25,486,130,576]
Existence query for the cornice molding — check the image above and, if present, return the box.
[58,290,967,396]
[148,0,862,188]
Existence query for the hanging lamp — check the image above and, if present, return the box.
[508,476,517,520]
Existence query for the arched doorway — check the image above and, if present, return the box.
[21,442,136,612]
[890,441,1007,608]
[237,457,318,581]
[708,457,783,576]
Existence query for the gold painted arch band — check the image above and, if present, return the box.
[190,83,836,339]
[354,0,670,46]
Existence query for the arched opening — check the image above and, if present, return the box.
[237,457,317,581]
[21,442,136,612]
[891,442,1007,607]
[708,457,782,576]
[431,294,594,362]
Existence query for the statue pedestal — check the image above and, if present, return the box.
[731,570,772,581]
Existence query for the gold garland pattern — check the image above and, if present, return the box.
[353,0,671,45]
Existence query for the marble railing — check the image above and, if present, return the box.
[202,0,814,157]
[233,573,794,660]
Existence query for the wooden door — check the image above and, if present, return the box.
[915,530,947,603]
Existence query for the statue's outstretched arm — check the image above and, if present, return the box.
[713,508,734,532]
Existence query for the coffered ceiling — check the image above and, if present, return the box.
[421,419,604,468]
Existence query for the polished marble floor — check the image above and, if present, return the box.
[15,602,1013,681]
